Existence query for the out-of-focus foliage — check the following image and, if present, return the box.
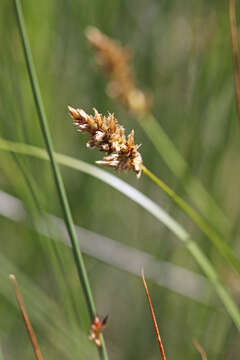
[0,0,240,359]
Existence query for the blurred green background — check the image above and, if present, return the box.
[1,0,240,359]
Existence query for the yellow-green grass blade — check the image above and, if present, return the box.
[0,138,240,331]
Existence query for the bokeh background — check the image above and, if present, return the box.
[1,0,240,359]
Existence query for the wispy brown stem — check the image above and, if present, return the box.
[229,0,240,135]
[193,338,207,360]
[9,274,43,360]
[141,269,166,360]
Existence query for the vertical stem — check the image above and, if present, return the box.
[229,0,240,137]
[12,1,108,358]
[141,269,166,360]
[10,275,43,360]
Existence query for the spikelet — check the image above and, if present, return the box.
[68,106,142,178]
[89,315,108,347]
[85,26,151,115]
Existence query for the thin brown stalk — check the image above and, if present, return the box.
[9,274,43,360]
[229,0,240,135]
[193,338,207,360]
[141,269,166,360]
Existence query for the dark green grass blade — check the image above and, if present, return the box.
[12,1,108,358]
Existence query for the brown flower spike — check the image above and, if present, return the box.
[89,315,108,347]
[86,26,151,115]
[68,106,143,177]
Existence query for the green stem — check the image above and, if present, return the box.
[1,139,240,330]
[142,165,240,275]
[139,113,230,236]
[183,239,240,331]
[13,1,108,358]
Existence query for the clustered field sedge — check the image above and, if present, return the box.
[69,29,208,359]
[68,106,143,178]
[68,106,208,359]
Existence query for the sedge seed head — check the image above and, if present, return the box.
[68,105,142,177]
[85,26,151,115]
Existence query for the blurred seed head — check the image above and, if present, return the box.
[85,26,151,115]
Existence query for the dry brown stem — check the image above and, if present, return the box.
[141,269,166,360]
[9,274,43,360]
[193,338,207,360]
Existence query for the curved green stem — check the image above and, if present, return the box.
[13,1,108,358]
[1,138,240,330]
[139,113,230,236]
[141,164,240,275]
